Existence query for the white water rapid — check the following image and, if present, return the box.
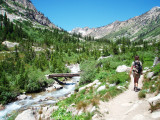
[0,64,80,120]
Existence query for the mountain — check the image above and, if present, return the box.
[71,6,160,41]
[1,0,58,28]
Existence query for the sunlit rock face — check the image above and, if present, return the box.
[4,0,58,28]
[71,7,160,41]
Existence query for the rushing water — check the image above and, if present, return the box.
[0,64,80,120]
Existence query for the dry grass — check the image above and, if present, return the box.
[90,97,100,106]
[76,101,88,110]
[102,92,112,101]
[149,103,160,113]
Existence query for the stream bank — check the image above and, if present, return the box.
[0,64,80,120]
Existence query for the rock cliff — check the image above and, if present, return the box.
[2,0,58,28]
[71,7,160,41]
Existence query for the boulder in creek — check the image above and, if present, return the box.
[53,84,63,90]
[15,109,36,120]
[17,94,28,100]
[0,104,5,110]
[45,85,56,92]
[46,83,63,92]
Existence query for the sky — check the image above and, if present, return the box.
[31,0,160,31]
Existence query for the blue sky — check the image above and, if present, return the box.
[31,0,160,31]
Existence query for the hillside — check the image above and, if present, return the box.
[71,6,160,41]
[0,0,58,28]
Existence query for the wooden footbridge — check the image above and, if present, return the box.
[45,73,80,85]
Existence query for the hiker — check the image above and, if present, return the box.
[129,56,143,92]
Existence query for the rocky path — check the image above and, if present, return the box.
[94,75,160,120]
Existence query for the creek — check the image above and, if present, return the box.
[0,64,80,120]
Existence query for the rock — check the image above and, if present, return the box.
[153,57,160,67]
[15,109,36,120]
[94,82,101,89]
[53,84,63,90]
[109,83,116,87]
[116,65,129,72]
[92,114,98,120]
[147,72,154,79]
[46,83,63,92]
[2,41,19,48]
[91,106,96,113]
[151,110,160,119]
[144,67,149,70]
[98,55,112,61]
[52,106,59,111]
[0,104,5,110]
[96,82,101,86]
[67,94,72,98]
[132,114,145,120]
[104,108,109,113]
[79,86,86,92]
[148,94,160,106]
[27,95,32,99]
[44,97,55,101]
[42,106,48,113]
[97,85,106,92]
[152,85,155,87]
[78,109,83,115]
[86,80,99,88]
[17,94,27,100]
[79,80,99,91]
[44,106,54,118]
[151,76,158,80]
[117,86,125,90]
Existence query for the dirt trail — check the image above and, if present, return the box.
[95,75,159,120]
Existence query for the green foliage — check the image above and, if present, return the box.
[138,91,146,99]
[152,63,160,75]
[51,107,93,120]
[96,71,108,80]
[79,60,98,85]
[108,72,129,85]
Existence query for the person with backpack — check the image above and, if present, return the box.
[129,56,143,92]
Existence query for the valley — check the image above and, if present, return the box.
[0,0,160,120]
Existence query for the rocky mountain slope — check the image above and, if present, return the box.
[1,0,58,28]
[71,6,160,41]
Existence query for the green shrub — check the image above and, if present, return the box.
[108,72,129,85]
[96,71,108,80]
[80,60,97,85]
[152,63,160,75]
[138,91,146,99]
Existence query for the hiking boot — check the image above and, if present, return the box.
[135,87,138,92]
[134,87,138,92]
[134,86,136,91]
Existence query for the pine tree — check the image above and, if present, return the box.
[3,13,7,27]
